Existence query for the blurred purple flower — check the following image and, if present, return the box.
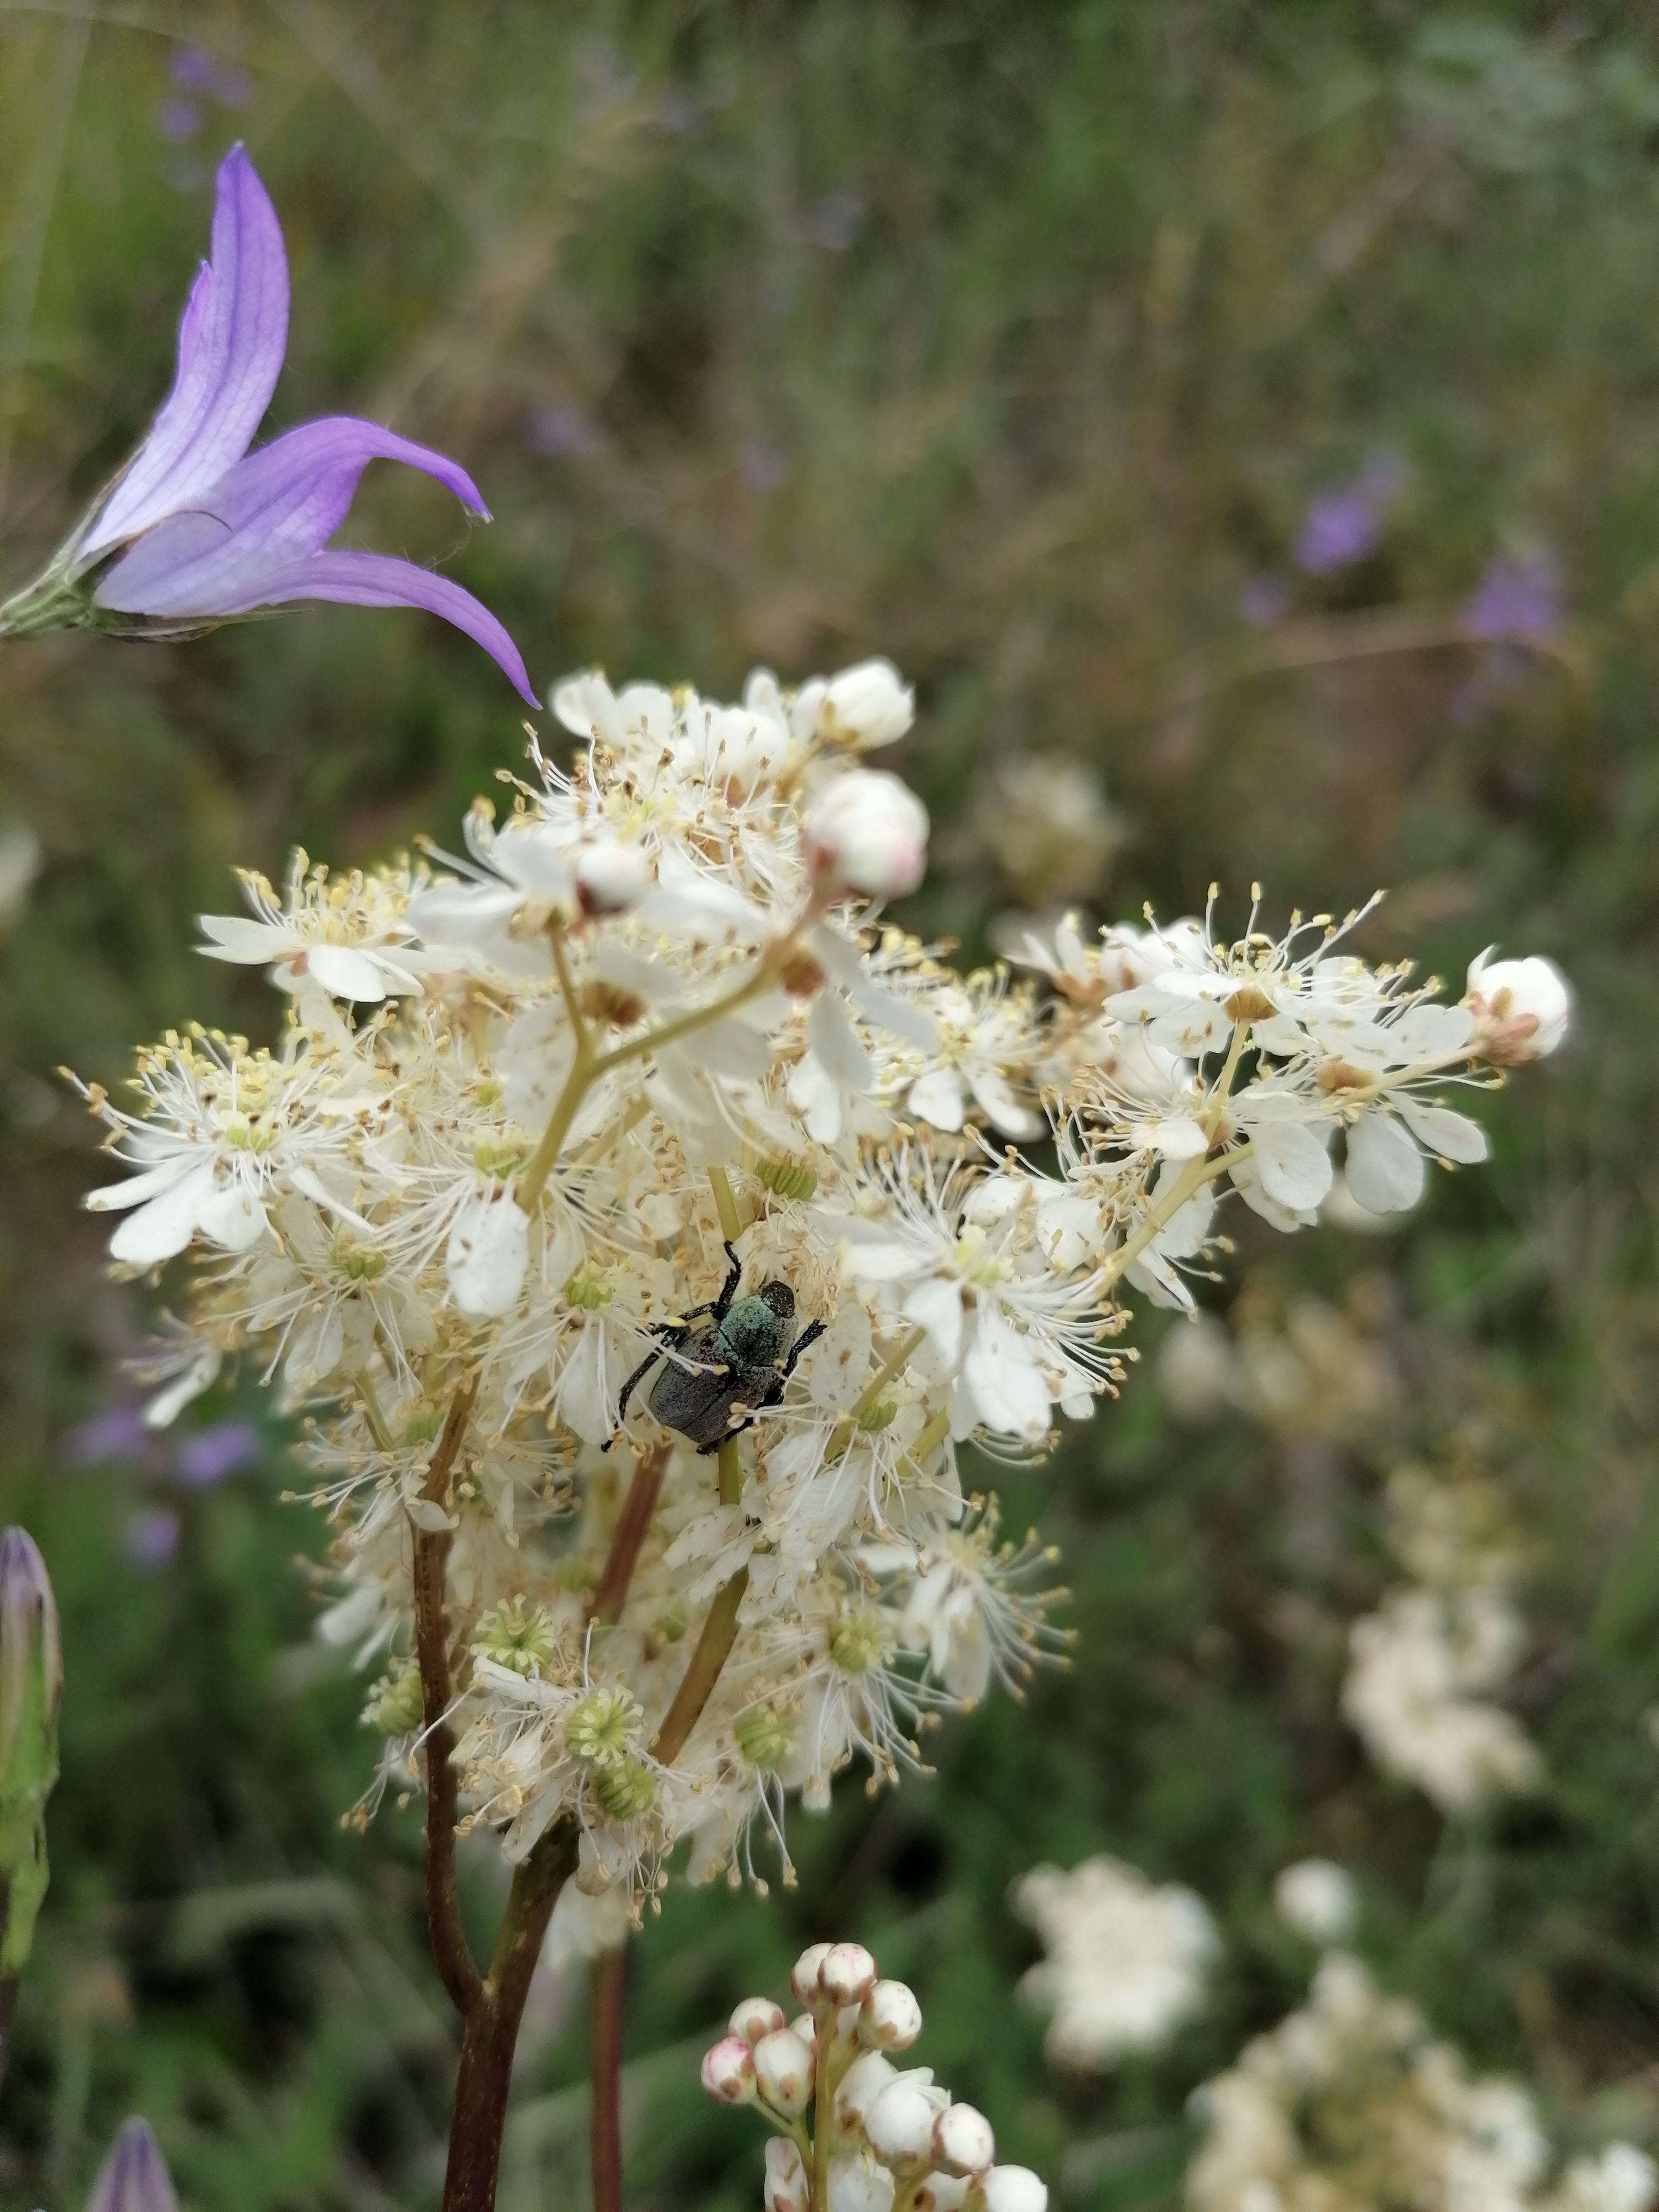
[1294,448,1405,576]
[1460,552,1563,644]
[169,46,216,91]
[1239,573,1290,627]
[523,401,599,457]
[175,1420,260,1488]
[1,147,534,700]
[740,440,788,493]
[124,1509,180,1570]
[86,2117,179,2212]
[65,1404,153,1468]
[155,97,200,144]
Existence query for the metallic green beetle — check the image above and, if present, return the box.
[613,1241,825,1453]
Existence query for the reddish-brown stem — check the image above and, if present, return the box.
[589,1947,627,2212]
[442,1818,579,2212]
[587,1446,669,1628]
[649,1565,750,1765]
[413,1377,483,2019]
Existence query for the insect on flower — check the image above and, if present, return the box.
[614,1241,826,1452]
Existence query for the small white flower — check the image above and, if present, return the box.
[446,1190,529,1319]
[1466,949,1572,1062]
[1272,1859,1357,1945]
[791,657,915,749]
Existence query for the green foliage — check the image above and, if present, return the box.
[2,2,1658,2205]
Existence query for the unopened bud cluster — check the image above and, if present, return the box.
[703,1940,1046,2212]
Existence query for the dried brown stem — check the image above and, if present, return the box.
[589,1947,627,2212]
[413,1375,483,2020]
[588,1446,670,1628]
[650,1565,750,1765]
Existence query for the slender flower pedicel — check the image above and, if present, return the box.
[74,657,1567,2209]
[0,147,534,702]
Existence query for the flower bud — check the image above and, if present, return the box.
[0,1527,61,1979]
[807,659,916,750]
[821,1940,879,2007]
[1465,950,1571,1063]
[828,2153,898,2212]
[972,2167,1048,2212]
[575,839,650,917]
[866,2079,945,2168]
[730,1995,787,2048]
[764,2137,811,2212]
[915,2178,971,2212]
[858,1978,923,2051]
[932,2104,996,2178]
[86,2117,179,2212]
[753,2026,816,2117]
[791,1940,834,2006]
[805,770,930,901]
[700,2034,758,2105]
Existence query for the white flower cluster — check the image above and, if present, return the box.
[1344,1465,1542,1815]
[1011,1854,1218,2068]
[1187,1952,1654,2212]
[74,653,1563,1907]
[701,1939,1046,2212]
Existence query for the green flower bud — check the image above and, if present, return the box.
[472,1596,558,1679]
[565,1686,644,1767]
[830,1609,886,1677]
[0,1528,61,1978]
[734,1702,799,1772]
[362,1660,425,1737]
[592,1754,656,1822]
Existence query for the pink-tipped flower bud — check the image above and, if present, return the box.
[730,1995,788,2048]
[764,2137,811,2212]
[86,2118,179,2212]
[791,1940,834,2007]
[932,2104,996,2178]
[804,770,930,901]
[865,2078,946,2168]
[836,2048,898,2134]
[1465,950,1572,1063]
[701,2034,758,2105]
[575,839,650,917]
[821,1940,879,2007]
[972,2167,1048,2212]
[914,2178,971,2212]
[858,1978,923,2051]
[753,2026,816,2118]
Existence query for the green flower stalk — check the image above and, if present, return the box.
[0,1526,62,2083]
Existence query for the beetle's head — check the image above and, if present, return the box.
[758,1281,796,1323]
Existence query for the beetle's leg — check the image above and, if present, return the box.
[613,1321,688,1433]
[776,1318,826,1387]
[709,1239,743,1324]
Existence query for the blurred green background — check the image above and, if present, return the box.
[3,3,1659,2205]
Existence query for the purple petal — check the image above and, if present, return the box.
[86,2119,179,2212]
[94,416,491,613]
[78,145,288,562]
[65,1404,153,1468]
[124,546,535,701]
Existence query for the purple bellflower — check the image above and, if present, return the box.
[0,146,535,702]
[86,2118,180,2212]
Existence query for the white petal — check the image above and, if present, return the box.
[908,1066,965,1133]
[806,1303,875,1412]
[85,1157,197,1212]
[967,1066,1046,1139]
[787,1052,844,1145]
[306,945,393,1002]
[1249,1117,1333,1213]
[195,1179,269,1251]
[963,1313,1051,1443]
[1397,1098,1488,1164]
[108,1162,218,1265]
[197,913,294,962]
[807,992,873,1091]
[446,1193,530,1319]
[1345,1112,1425,1214]
[903,1277,964,1372]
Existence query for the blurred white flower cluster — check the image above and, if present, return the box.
[1187,1952,1653,2212]
[702,1938,1046,2212]
[1344,1465,1542,1815]
[1011,1854,1218,2067]
[75,654,1562,1909]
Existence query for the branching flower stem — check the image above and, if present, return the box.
[651,1567,752,1765]
[1099,1144,1251,1292]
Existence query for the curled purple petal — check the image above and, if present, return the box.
[79,145,287,562]
[86,2118,179,2212]
[163,547,536,702]
[93,416,491,614]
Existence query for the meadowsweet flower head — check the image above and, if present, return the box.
[75,653,1561,1907]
